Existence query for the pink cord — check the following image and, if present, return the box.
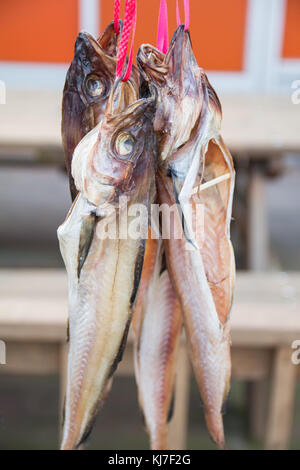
[176,0,190,30]
[184,0,190,30]
[157,0,169,54]
[114,0,121,35]
[116,0,137,81]
[176,0,181,27]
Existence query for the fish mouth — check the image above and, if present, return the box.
[97,20,122,56]
[77,20,122,59]
[137,25,196,94]
[137,45,168,83]
[75,31,116,67]
[166,25,197,79]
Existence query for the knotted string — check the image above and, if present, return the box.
[116,0,137,82]
[114,0,121,35]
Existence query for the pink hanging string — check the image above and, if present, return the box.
[184,0,190,30]
[157,0,169,54]
[116,0,137,82]
[176,0,181,27]
[176,0,190,30]
[114,0,121,35]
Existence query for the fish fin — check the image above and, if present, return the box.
[61,396,66,429]
[108,316,132,379]
[159,251,167,275]
[167,388,176,422]
[221,373,231,415]
[171,171,198,249]
[130,240,146,308]
[75,413,97,449]
[77,212,97,278]
[74,379,113,450]
[66,318,69,343]
[205,411,225,450]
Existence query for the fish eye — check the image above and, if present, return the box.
[115,133,135,158]
[85,75,104,97]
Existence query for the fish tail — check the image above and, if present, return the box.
[204,410,225,450]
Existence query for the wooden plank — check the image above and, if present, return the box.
[265,346,298,450]
[0,341,58,375]
[1,91,300,156]
[0,270,300,347]
[231,348,272,380]
[220,94,300,155]
[247,164,269,270]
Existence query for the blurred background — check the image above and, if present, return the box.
[0,0,299,450]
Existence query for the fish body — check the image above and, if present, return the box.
[138,26,235,448]
[58,77,156,449]
[132,238,182,450]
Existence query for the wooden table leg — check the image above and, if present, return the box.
[247,380,269,441]
[265,346,298,450]
[168,343,190,450]
[247,162,269,271]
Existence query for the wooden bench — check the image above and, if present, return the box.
[0,269,299,449]
[1,91,299,272]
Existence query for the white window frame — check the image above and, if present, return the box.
[0,0,299,93]
[209,0,300,94]
[264,0,300,93]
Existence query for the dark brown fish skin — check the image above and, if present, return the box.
[62,21,121,200]
[62,21,141,201]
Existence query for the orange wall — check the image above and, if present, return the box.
[0,0,248,70]
[0,0,79,63]
[100,0,248,71]
[282,0,300,59]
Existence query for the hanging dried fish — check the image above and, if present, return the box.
[138,25,235,448]
[132,237,182,450]
[58,76,156,449]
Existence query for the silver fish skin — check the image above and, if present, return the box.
[58,78,156,450]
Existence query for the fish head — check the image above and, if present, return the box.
[72,78,156,208]
[137,26,202,163]
[61,21,121,199]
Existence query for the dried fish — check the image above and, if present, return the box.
[138,25,235,448]
[58,76,156,449]
[132,238,182,449]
